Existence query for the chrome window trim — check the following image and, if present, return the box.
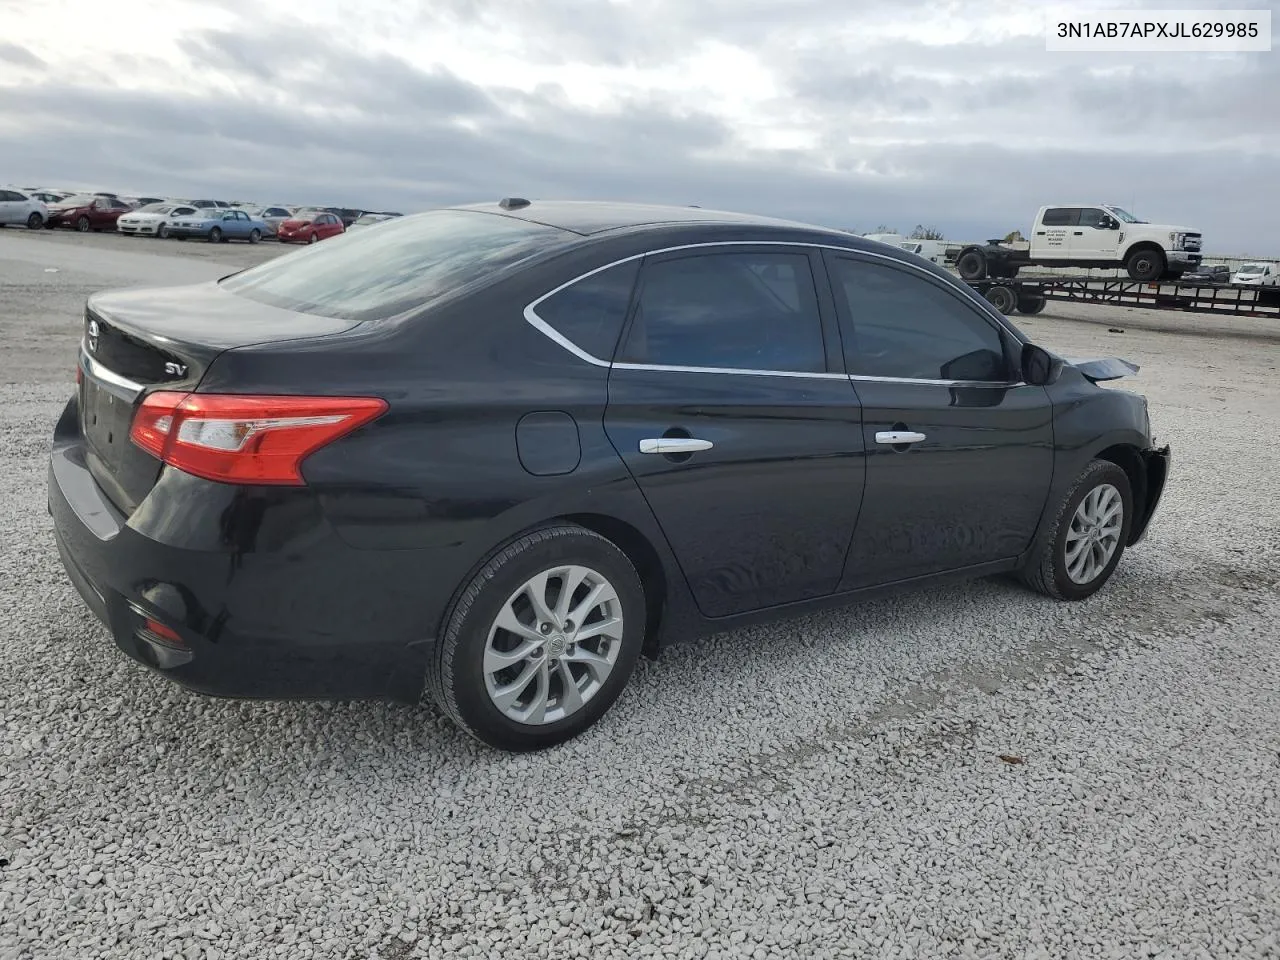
[79,343,144,402]
[522,239,1024,386]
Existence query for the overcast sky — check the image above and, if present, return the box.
[1,0,1277,252]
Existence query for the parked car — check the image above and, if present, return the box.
[28,189,70,207]
[251,205,294,236]
[1182,264,1231,285]
[277,211,345,243]
[189,199,231,210]
[49,199,1170,751]
[347,212,398,230]
[167,208,269,243]
[0,187,50,228]
[1231,263,1279,286]
[130,196,166,208]
[328,207,364,227]
[116,203,200,238]
[45,195,131,231]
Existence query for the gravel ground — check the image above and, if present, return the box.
[2,231,1278,960]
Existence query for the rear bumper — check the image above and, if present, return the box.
[47,407,434,703]
[1129,444,1171,545]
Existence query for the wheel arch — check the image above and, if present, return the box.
[434,511,675,662]
[1093,443,1148,543]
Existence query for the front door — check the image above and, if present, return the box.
[1073,207,1120,261]
[604,247,866,618]
[822,251,1054,589]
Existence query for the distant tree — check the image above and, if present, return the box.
[1003,229,1025,243]
[869,224,897,235]
[908,224,945,240]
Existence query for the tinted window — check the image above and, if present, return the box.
[534,260,640,360]
[220,210,572,322]
[1041,208,1080,227]
[618,252,826,373]
[0,190,16,201]
[831,258,1009,382]
[1079,207,1108,226]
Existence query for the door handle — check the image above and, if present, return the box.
[639,437,713,455]
[875,431,926,445]
[1072,231,1083,235]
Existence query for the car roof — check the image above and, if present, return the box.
[447,199,849,239]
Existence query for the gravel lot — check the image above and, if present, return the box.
[2,230,1278,960]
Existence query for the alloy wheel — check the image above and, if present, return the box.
[1064,483,1124,584]
[483,564,624,725]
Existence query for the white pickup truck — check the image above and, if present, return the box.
[955,204,1203,282]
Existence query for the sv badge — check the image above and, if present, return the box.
[87,319,99,354]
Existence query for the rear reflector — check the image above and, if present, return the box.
[142,618,185,646]
[130,392,388,485]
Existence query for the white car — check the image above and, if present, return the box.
[116,202,200,238]
[0,187,50,229]
[1231,263,1278,286]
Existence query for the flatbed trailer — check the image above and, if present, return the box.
[965,276,1280,318]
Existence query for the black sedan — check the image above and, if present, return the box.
[49,199,1170,751]
[1182,264,1231,285]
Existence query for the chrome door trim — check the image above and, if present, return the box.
[522,239,1026,384]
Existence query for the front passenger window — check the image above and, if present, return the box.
[831,258,1010,382]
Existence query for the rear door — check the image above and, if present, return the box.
[1037,207,1079,259]
[0,190,20,223]
[822,251,1054,589]
[602,246,866,618]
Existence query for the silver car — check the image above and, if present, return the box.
[250,205,294,236]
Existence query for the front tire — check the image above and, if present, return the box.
[158,223,169,239]
[1020,459,1133,601]
[1125,247,1165,282]
[427,524,646,751]
[76,216,90,233]
[208,227,222,243]
[308,232,319,244]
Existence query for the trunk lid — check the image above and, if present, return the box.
[78,281,361,515]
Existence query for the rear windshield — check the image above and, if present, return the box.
[219,210,573,322]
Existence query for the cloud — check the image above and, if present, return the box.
[1,0,1277,252]
[0,40,44,70]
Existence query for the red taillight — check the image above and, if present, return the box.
[130,392,388,485]
[142,618,185,646]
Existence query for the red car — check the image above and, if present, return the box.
[276,211,345,244]
[46,195,131,232]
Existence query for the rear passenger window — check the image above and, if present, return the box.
[1041,208,1080,227]
[831,258,1009,382]
[619,252,826,372]
[533,260,640,360]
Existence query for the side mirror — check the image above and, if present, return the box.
[1021,343,1063,386]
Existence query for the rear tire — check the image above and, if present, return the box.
[248,229,261,244]
[1125,247,1165,282]
[957,249,987,280]
[1019,459,1133,601]
[427,524,646,751]
[1017,294,1046,315]
[26,212,43,229]
[984,285,1018,315]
